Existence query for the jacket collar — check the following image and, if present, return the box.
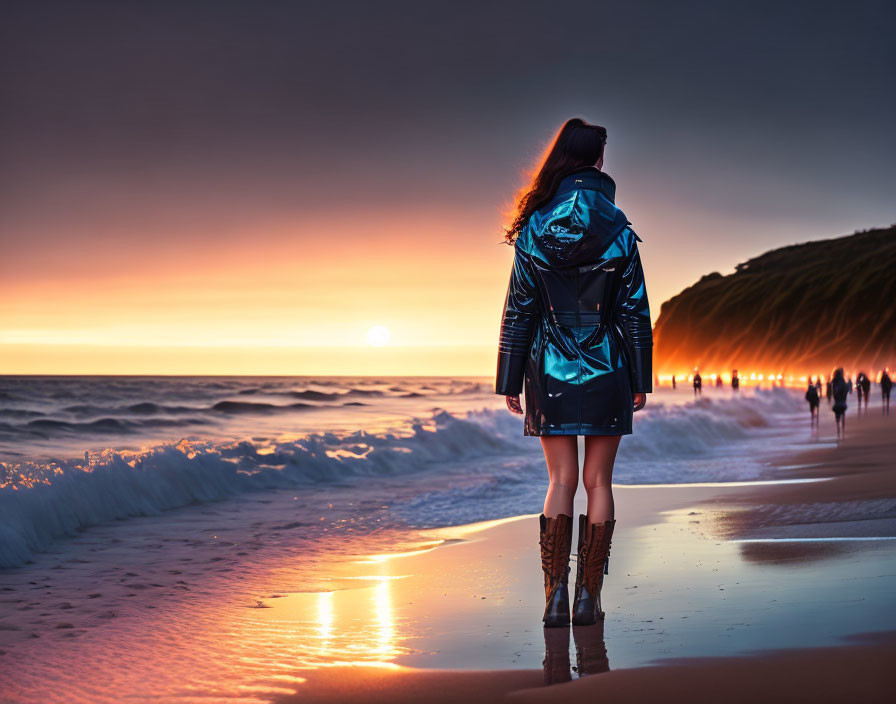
[554,165,616,202]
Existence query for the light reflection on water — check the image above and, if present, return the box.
[241,570,411,672]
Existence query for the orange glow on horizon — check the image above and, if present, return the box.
[1,214,513,374]
[654,367,882,389]
[0,343,498,376]
[7,207,886,377]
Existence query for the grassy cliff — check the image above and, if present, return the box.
[653,225,896,377]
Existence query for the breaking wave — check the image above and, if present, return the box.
[0,386,803,568]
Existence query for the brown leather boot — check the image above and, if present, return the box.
[572,515,615,625]
[539,513,573,628]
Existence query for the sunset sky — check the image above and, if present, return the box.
[2,1,894,375]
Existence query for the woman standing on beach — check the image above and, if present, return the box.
[495,118,652,627]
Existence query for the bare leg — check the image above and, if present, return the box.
[540,436,579,518]
[582,435,622,524]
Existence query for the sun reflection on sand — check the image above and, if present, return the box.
[374,578,396,659]
[256,569,407,672]
[317,590,333,650]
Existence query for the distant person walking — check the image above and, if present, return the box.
[860,373,871,411]
[731,369,739,391]
[805,381,820,430]
[671,374,676,390]
[825,377,832,405]
[715,374,723,388]
[693,371,702,397]
[831,368,851,439]
[814,376,822,397]
[881,369,892,415]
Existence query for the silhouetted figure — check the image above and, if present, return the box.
[881,369,892,415]
[715,374,723,388]
[825,377,832,405]
[814,376,822,397]
[831,368,851,439]
[731,369,739,392]
[805,381,820,430]
[671,374,676,390]
[854,374,863,410]
[693,371,702,397]
[860,373,871,410]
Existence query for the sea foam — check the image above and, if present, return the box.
[0,386,803,568]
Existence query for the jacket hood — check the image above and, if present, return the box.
[554,165,617,202]
[522,166,633,268]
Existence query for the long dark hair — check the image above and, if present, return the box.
[504,118,607,244]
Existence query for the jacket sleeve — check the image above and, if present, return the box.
[495,244,541,396]
[614,235,653,394]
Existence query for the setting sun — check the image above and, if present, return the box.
[366,325,391,347]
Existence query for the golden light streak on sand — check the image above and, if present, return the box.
[418,513,533,541]
[310,575,402,668]
[249,575,406,672]
[355,540,446,564]
[374,578,396,659]
[317,590,333,650]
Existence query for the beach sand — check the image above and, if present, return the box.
[704,412,896,544]
[273,406,896,703]
[2,397,894,703]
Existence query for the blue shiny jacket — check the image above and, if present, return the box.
[495,166,653,436]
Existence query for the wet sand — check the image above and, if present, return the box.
[274,405,896,703]
[704,411,896,545]
[279,631,895,704]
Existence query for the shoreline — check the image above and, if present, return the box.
[2,399,894,702]
[700,411,896,549]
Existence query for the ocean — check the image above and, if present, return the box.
[0,375,809,570]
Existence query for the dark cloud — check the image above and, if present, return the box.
[2,1,894,261]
